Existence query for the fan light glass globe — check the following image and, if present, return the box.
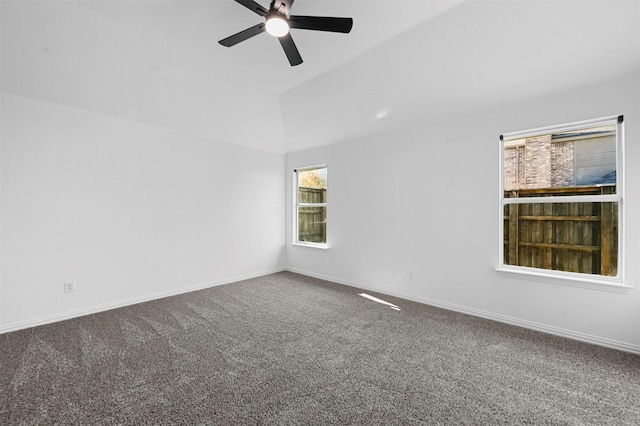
[266,17,289,37]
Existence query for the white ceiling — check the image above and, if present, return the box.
[2,0,639,153]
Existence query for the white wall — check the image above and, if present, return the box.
[2,75,638,354]
[286,72,640,353]
[0,93,285,331]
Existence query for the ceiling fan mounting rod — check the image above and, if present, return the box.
[270,1,288,17]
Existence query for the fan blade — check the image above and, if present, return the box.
[218,23,266,47]
[289,16,353,33]
[278,33,303,66]
[234,0,268,17]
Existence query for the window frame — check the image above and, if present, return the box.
[496,115,630,291]
[293,164,328,249]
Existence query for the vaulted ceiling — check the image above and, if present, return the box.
[2,0,638,153]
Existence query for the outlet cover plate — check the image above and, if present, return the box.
[64,281,76,293]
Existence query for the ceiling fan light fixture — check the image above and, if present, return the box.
[265,16,289,37]
[218,0,354,66]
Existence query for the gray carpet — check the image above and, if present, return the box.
[1,271,639,425]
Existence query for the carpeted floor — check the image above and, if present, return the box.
[1,271,639,425]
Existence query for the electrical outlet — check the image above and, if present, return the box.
[409,272,413,280]
[64,281,76,293]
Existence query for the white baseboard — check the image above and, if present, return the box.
[286,267,640,356]
[0,267,286,334]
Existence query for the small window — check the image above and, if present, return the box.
[294,165,327,246]
[500,116,623,281]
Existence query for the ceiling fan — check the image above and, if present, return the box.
[219,0,353,66]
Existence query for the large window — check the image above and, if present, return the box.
[499,116,623,282]
[294,165,327,246]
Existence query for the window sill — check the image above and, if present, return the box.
[291,242,329,250]
[495,266,633,293]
